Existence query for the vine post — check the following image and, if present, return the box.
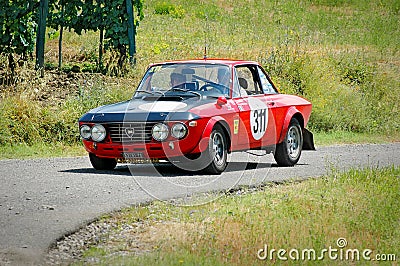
[126,0,136,65]
[36,0,49,77]
[99,28,104,70]
[58,0,65,70]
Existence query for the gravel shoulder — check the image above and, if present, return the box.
[0,143,399,265]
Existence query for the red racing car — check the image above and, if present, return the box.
[79,59,314,174]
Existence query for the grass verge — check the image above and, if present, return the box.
[1,131,398,160]
[73,166,399,265]
[313,131,400,146]
[0,142,86,160]
[1,0,400,149]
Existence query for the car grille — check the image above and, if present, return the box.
[108,122,155,143]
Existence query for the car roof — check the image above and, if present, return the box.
[149,58,260,68]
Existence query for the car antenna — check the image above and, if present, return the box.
[203,10,209,59]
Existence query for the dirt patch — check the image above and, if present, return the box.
[45,218,153,265]
[0,68,107,106]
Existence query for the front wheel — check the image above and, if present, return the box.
[89,153,117,170]
[170,125,228,174]
[202,125,228,174]
[274,118,303,166]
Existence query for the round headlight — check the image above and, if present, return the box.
[91,124,106,142]
[171,123,187,139]
[80,125,91,140]
[152,123,169,141]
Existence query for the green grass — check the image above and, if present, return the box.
[76,166,399,265]
[0,0,399,152]
[313,131,400,147]
[0,142,86,160]
[0,131,397,159]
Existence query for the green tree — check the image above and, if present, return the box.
[47,0,144,73]
[88,0,144,72]
[0,0,144,78]
[0,0,38,80]
[47,0,83,69]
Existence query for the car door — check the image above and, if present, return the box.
[256,65,286,144]
[232,65,278,149]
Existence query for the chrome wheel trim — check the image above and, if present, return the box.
[286,125,301,160]
[212,132,225,166]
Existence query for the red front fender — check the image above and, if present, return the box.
[191,116,230,154]
[278,107,303,144]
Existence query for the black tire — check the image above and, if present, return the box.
[89,153,117,170]
[202,125,228,174]
[169,125,228,174]
[274,118,303,166]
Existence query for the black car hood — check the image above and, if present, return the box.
[79,96,215,123]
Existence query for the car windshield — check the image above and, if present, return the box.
[134,63,231,99]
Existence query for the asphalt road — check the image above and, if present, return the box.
[1,143,399,265]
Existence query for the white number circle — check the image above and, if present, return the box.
[248,98,268,140]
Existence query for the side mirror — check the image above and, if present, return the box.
[216,96,227,106]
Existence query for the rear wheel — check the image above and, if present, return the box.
[89,153,117,170]
[274,118,303,166]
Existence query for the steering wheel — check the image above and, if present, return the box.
[199,83,227,94]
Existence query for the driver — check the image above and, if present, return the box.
[216,67,230,95]
[170,72,185,88]
[217,67,230,87]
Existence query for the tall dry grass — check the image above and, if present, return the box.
[1,0,399,150]
[78,166,399,265]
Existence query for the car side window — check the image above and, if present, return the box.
[257,66,277,94]
[235,65,263,95]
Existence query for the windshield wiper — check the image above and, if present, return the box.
[204,95,231,99]
[170,88,201,98]
[135,90,165,97]
[135,90,153,95]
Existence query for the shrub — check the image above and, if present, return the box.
[261,41,398,134]
[154,2,185,18]
[0,73,132,146]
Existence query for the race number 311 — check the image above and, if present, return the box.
[251,109,267,140]
[249,97,269,140]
